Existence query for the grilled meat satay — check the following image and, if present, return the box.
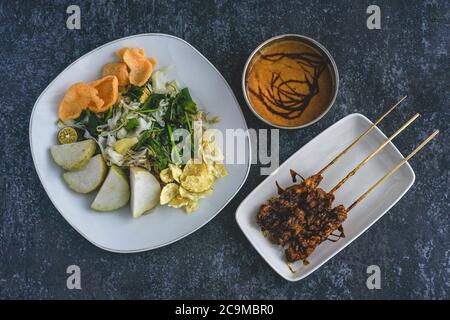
[258,130,438,266]
[286,129,439,263]
[257,112,419,264]
[285,204,347,262]
[257,174,333,247]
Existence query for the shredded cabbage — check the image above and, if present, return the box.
[105,147,124,166]
[135,117,152,136]
[116,128,128,139]
[152,105,167,127]
[106,134,116,147]
[151,66,172,94]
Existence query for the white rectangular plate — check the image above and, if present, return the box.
[30,34,250,252]
[236,113,415,281]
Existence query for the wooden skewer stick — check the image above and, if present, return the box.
[347,130,439,212]
[329,113,420,194]
[316,96,407,176]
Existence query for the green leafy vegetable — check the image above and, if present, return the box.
[148,138,169,170]
[132,130,151,151]
[124,118,139,131]
[75,109,102,138]
[125,85,145,102]
[174,88,197,114]
[105,105,115,121]
[141,93,166,111]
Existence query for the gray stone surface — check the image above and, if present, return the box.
[0,0,448,299]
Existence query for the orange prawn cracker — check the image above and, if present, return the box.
[122,49,153,86]
[88,75,119,112]
[103,62,129,86]
[116,48,157,67]
[148,56,158,67]
[59,83,102,121]
[116,47,145,59]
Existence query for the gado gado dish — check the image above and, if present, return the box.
[51,47,227,218]
[244,35,338,128]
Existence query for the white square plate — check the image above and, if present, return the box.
[236,113,415,281]
[30,34,250,252]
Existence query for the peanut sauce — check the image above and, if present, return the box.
[246,39,334,127]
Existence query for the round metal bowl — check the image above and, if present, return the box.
[242,34,339,129]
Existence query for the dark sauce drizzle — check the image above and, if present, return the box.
[290,169,304,182]
[327,225,346,242]
[275,169,304,195]
[248,52,327,120]
[275,181,285,195]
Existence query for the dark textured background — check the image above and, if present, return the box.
[0,0,448,299]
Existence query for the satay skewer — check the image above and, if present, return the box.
[316,95,407,176]
[329,113,420,194]
[285,130,438,271]
[347,130,439,211]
